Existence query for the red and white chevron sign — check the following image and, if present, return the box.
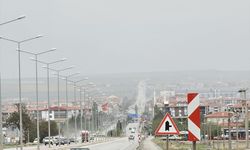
[187,93,200,141]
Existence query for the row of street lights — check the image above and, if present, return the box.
[1,35,43,150]
[0,15,94,150]
[1,15,27,150]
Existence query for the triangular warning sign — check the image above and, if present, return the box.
[155,113,180,135]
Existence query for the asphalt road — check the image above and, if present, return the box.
[78,137,139,150]
[75,123,140,150]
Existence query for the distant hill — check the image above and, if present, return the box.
[1,70,250,101]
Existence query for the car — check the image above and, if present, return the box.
[128,135,135,140]
[168,135,182,140]
[213,136,222,140]
[70,138,76,143]
[62,138,71,144]
[33,138,38,144]
[221,134,229,140]
[54,137,65,146]
[131,128,135,133]
[43,137,54,145]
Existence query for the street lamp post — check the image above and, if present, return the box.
[222,118,225,149]
[228,112,232,150]
[46,66,74,146]
[88,96,92,133]
[235,112,240,150]
[34,58,66,148]
[83,88,87,142]
[0,15,26,150]
[19,48,56,150]
[238,89,248,149]
[0,15,25,26]
[78,87,84,133]
[0,35,42,150]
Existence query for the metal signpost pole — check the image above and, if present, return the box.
[166,135,169,150]
[193,141,196,150]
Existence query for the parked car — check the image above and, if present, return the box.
[128,135,135,141]
[43,137,54,145]
[70,138,76,143]
[54,137,65,146]
[168,135,182,140]
[221,134,229,140]
[33,138,38,144]
[213,136,222,140]
[62,138,71,144]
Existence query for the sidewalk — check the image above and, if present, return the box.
[142,136,162,150]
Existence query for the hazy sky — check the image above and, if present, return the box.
[0,0,250,78]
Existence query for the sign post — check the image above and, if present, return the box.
[166,135,169,150]
[193,141,196,150]
[155,113,179,150]
[187,93,200,150]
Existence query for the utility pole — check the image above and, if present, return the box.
[236,113,239,150]
[228,112,232,150]
[239,89,248,149]
[222,118,225,149]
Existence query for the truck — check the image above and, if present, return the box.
[81,130,89,142]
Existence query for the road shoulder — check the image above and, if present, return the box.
[141,136,162,150]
